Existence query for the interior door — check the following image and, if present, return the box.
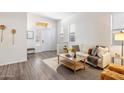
[41,29,51,52]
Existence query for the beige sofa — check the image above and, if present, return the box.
[71,44,111,68]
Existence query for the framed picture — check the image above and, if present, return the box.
[27,31,34,39]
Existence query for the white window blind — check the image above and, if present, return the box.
[69,24,76,42]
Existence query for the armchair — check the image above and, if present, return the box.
[101,64,124,80]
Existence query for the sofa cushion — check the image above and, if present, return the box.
[76,52,89,58]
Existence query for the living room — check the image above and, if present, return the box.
[0,12,124,80]
[1,0,124,93]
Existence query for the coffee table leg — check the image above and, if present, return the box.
[58,55,59,64]
[84,59,86,70]
[74,61,76,73]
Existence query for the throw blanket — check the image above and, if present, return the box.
[87,56,100,65]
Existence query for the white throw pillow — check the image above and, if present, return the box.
[97,47,108,57]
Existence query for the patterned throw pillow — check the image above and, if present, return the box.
[91,47,98,56]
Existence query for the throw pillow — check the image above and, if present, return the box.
[88,48,92,55]
[97,47,108,57]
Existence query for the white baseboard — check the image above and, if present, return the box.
[0,59,27,66]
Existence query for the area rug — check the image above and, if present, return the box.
[43,57,102,80]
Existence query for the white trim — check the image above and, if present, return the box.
[0,59,27,66]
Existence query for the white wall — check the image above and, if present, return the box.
[0,12,27,65]
[27,13,57,52]
[58,13,111,46]
[57,12,124,65]
[112,13,124,29]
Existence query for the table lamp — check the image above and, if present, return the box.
[115,31,124,65]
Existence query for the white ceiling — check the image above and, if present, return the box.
[34,12,79,20]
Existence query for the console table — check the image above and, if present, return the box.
[27,48,35,54]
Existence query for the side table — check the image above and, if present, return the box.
[112,56,124,65]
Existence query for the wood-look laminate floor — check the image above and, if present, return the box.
[0,51,64,80]
[0,51,102,80]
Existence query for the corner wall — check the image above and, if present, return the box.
[0,12,27,65]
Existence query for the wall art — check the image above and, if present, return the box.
[0,24,6,43]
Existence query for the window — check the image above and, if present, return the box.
[69,24,76,42]
[58,27,64,43]
[35,30,41,46]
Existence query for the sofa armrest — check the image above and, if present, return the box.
[100,52,111,68]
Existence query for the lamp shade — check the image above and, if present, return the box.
[115,32,124,40]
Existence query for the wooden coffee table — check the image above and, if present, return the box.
[58,54,86,73]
